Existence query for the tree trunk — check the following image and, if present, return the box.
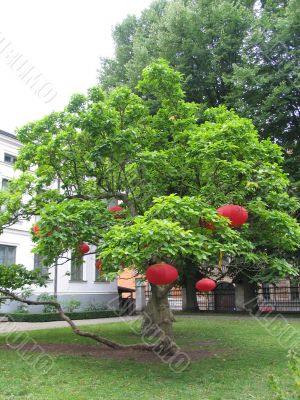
[141,284,177,355]
[184,266,200,312]
[185,273,199,312]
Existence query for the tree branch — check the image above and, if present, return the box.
[0,289,154,351]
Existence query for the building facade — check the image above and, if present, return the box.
[0,130,118,313]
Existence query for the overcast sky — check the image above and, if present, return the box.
[0,0,153,133]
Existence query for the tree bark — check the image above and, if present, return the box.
[185,268,200,312]
[185,274,199,312]
[141,283,177,355]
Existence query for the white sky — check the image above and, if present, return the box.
[0,0,153,133]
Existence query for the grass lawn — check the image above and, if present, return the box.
[0,316,298,400]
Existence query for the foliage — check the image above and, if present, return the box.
[37,293,57,313]
[62,299,81,313]
[98,0,299,190]
[0,264,46,291]
[0,60,299,293]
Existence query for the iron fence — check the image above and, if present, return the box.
[256,285,300,312]
[145,285,300,313]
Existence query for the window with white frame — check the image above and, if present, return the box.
[70,254,84,281]
[0,245,16,265]
[4,153,16,165]
[1,178,9,190]
[34,254,49,278]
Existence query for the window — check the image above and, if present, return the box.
[71,255,84,281]
[0,245,16,265]
[34,254,49,278]
[4,153,16,164]
[262,283,271,301]
[2,178,9,190]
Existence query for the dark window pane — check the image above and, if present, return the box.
[4,153,16,164]
[2,179,9,190]
[0,245,16,265]
[34,254,48,277]
[71,254,83,281]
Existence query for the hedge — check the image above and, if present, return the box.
[7,310,120,322]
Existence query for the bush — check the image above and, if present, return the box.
[7,310,119,322]
[36,293,57,313]
[62,299,81,313]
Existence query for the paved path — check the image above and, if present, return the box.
[1,313,300,334]
[0,316,138,333]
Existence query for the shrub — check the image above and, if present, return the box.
[7,310,119,322]
[62,299,81,313]
[36,293,57,313]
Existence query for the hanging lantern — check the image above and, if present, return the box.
[146,263,178,285]
[217,204,248,227]
[195,278,217,292]
[95,259,103,270]
[199,218,215,230]
[32,224,40,236]
[78,243,90,254]
[108,206,125,219]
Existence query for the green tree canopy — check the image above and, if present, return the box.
[0,61,299,352]
[98,0,299,191]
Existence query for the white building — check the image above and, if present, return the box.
[0,129,118,312]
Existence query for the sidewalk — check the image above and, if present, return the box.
[0,316,139,333]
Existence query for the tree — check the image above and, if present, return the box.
[98,0,299,189]
[0,61,299,355]
[99,0,253,106]
[226,0,300,191]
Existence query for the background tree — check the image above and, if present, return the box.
[226,0,300,192]
[99,0,299,190]
[0,61,299,354]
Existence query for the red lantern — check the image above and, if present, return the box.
[32,224,40,236]
[199,218,215,230]
[217,204,248,227]
[195,278,217,292]
[108,206,125,219]
[78,243,90,254]
[146,263,178,285]
[95,259,103,270]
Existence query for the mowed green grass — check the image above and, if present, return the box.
[0,316,298,400]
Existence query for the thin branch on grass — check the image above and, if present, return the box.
[0,289,154,352]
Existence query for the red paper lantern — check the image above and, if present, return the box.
[95,259,103,270]
[78,243,90,254]
[217,204,248,227]
[195,278,217,292]
[146,263,178,285]
[32,224,40,236]
[108,206,125,219]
